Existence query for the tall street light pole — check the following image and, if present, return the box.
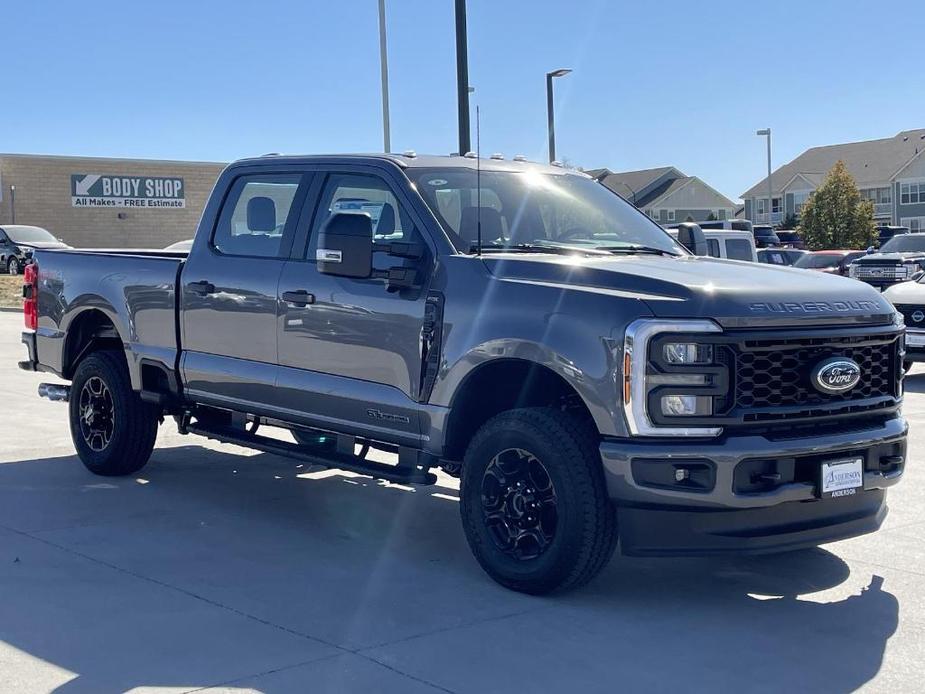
[9,186,15,224]
[546,68,572,163]
[756,128,772,223]
[378,0,391,153]
[455,0,471,155]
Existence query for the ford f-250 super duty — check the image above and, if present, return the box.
[19,154,907,594]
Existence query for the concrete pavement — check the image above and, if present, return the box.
[1,311,923,693]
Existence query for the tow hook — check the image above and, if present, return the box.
[38,383,71,403]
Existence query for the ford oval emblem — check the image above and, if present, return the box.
[812,357,862,394]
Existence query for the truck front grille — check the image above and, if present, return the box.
[855,264,907,281]
[893,303,925,328]
[728,328,902,427]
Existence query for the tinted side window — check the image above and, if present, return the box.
[212,174,301,258]
[706,239,721,257]
[307,173,423,270]
[725,239,754,261]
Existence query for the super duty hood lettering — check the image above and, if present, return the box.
[749,300,881,314]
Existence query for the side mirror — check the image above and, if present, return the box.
[675,222,708,256]
[316,213,373,279]
[867,246,876,254]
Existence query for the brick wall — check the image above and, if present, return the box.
[0,154,226,248]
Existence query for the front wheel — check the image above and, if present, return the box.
[7,257,20,275]
[459,408,617,594]
[69,350,158,476]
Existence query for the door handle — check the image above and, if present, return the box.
[188,280,215,295]
[282,289,315,307]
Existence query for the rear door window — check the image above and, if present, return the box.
[212,174,302,258]
[706,239,721,257]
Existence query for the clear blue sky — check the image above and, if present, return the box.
[4,0,924,202]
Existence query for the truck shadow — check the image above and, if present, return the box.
[0,444,899,693]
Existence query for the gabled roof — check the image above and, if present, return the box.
[741,129,925,198]
[645,175,737,209]
[591,166,683,203]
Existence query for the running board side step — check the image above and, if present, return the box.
[186,422,438,486]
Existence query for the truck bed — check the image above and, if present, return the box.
[31,247,184,385]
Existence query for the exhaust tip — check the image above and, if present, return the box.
[38,383,70,403]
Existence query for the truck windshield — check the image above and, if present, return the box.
[4,225,56,243]
[411,168,684,255]
[879,235,925,253]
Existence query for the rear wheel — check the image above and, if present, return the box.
[69,350,158,476]
[459,408,617,594]
[7,257,20,275]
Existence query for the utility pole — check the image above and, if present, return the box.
[546,69,572,163]
[455,0,471,154]
[378,0,391,153]
[757,128,772,223]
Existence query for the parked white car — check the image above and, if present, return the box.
[667,227,758,261]
[883,279,925,369]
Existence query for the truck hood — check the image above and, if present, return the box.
[14,240,70,251]
[883,280,925,303]
[855,252,925,264]
[483,253,895,327]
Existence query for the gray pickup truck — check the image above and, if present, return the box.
[19,154,907,594]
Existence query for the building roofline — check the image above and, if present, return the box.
[0,152,228,167]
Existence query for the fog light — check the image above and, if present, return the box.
[664,342,713,364]
[661,394,712,416]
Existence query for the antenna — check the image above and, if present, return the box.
[476,104,482,256]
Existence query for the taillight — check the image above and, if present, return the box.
[23,262,38,331]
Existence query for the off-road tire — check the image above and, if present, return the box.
[460,407,618,594]
[69,350,158,476]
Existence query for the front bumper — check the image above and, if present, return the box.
[600,415,906,555]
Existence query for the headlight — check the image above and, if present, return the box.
[848,264,858,278]
[622,319,724,437]
[663,342,713,365]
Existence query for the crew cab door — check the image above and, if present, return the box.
[274,167,435,445]
[180,170,309,409]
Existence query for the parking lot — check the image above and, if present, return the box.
[0,309,923,693]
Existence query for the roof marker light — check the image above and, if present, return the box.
[490,153,504,160]
[513,155,527,162]
[401,150,417,158]
[463,151,477,159]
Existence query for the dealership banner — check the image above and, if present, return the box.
[71,174,185,208]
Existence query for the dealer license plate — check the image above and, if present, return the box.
[820,458,864,498]
[906,332,925,347]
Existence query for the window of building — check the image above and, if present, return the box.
[900,182,925,205]
[211,174,302,258]
[756,199,767,215]
[792,190,812,216]
[901,217,925,232]
[667,210,675,221]
[771,198,782,214]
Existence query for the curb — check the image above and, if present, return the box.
[0,306,21,313]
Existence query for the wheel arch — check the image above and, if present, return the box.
[62,308,125,379]
[442,358,599,462]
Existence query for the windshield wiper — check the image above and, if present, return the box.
[597,244,681,257]
[471,242,612,256]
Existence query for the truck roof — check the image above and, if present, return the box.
[231,152,589,176]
